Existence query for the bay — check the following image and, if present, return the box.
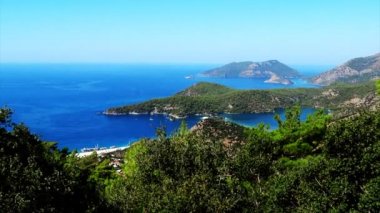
[0,63,322,150]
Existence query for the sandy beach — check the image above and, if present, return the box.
[77,146,129,157]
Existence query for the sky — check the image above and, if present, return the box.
[0,0,379,65]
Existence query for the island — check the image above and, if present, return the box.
[201,60,300,85]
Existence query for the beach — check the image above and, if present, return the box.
[77,146,129,157]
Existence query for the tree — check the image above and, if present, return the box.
[0,108,112,212]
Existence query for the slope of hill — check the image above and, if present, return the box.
[312,53,380,85]
[201,60,300,85]
[105,82,379,117]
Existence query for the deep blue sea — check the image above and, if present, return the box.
[0,64,328,150]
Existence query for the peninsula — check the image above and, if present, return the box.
[104,81,378,118]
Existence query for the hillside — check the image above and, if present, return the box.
[105,81,379,117]
[201,60,300,85]
[3,101,380,212]
[312,53,380,85]
[176,82,233,96]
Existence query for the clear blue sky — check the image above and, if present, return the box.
[0,0,379,65]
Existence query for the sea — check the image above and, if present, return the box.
[0,63,329,150]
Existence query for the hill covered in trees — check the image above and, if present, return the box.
[105,81,379,118]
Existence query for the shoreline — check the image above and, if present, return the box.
[103,110,189,120]
[77,146,130,158]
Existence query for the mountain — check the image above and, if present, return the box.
[201,60,301,85]
[312,53,380,85]
[104,81,379,118]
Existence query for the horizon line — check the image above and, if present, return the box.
[0,61,336,67]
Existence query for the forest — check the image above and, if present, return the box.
[0,81,379,212]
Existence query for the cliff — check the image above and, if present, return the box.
[312,53,380,85]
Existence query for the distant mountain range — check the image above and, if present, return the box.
[201,60,300,85]
[312,53,380,85]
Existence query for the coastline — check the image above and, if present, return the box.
[103,110,188,120]
[77,146,130,158]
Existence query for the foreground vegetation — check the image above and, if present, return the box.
[105,107,380,212]
[1,100,380,212]
[106,81,378,117]
[0,108,117,212]
[0,80,378,212]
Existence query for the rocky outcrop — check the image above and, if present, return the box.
[264,72,293,85]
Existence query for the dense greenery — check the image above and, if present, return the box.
[103,105,380,212]
[0,108,116,212]
[106,81,378,116]
[1,102,380,212]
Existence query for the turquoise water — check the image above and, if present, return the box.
[0,64,322,150]
[223,108,316,129]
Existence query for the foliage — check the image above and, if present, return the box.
[0,108,115,212]
[2,105,380,212]
[176,82,234,96]
[106,106,379,212]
